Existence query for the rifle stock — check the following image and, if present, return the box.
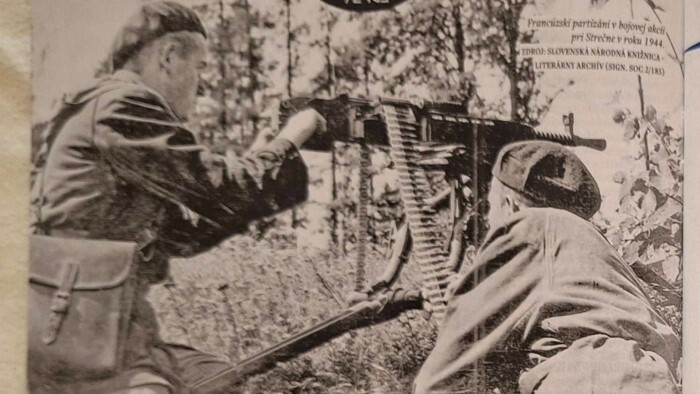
[191,289,422,394]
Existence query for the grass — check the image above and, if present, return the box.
[148,212,682,393]
[149,222,437,393]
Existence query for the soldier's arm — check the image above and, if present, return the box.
[156,138,308,256]
[93,86,311,255]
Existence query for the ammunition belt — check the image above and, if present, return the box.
[382,103,450,323]
[356,144,371,291]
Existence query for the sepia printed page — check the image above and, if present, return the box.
[683,0,698,391]
[0,0,30,392]
[27,0,684,393]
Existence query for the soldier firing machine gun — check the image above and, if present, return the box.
[190,96,606,393]
[280,95,605,319]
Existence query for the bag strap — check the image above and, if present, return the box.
[31,99,91,235]
[42,262,79,345]
[31,81,128,234]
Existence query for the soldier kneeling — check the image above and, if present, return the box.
[414,141,680,394]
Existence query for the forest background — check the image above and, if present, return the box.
[33,0,683,392]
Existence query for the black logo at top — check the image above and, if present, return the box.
[319,0,410,12]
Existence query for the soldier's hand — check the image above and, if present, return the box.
[248,126,276,151]
[346,289,371,306]
[277,108,327,148]
[444,273,462,302]
[419,287,433,320]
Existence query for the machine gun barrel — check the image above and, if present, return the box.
[190,289,422,394]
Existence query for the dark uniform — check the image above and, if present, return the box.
[413,142,680,393]
[30,69,308,392]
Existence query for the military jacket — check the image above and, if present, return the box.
[414,208,679,393]
[31,70,308,282]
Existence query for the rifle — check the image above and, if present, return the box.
[190,289,423,394]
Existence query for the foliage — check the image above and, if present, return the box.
[360,0,475,105]
[596,76,683,334]
[150,231,436,393]
[604,80,682,291]
[190,0,293,155]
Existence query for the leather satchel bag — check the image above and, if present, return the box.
[28,235,140,380]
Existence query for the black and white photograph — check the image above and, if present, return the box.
[28,0,683,392]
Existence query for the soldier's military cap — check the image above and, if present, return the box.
[492,141,601,219]
[110,1,207,71]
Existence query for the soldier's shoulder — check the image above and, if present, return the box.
[74,72,174,122]
[519,208,610,251]
[514,207,588,225]
[91,74,193,143]
[506,207,595,240]
[98,80,171,114]
[505,207,550,228]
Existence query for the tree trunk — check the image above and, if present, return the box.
[452,1,470,110]
[507,69,520,122]
[504,3,524,122]
[217,0,229,132]
[284,0,299,228]
[330,145,338,245]
[325,12,336,98]
[244,0,259,147]
[285,0,293,99]
[325,10,338,245]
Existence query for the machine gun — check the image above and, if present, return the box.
[281,95,606,320]
[191,96,607,392]
[279,95,606,152]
